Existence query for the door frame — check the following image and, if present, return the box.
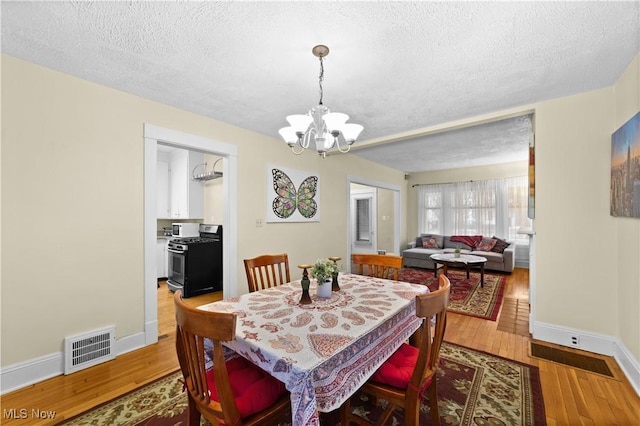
[346,176,401,273]
[143,124,238,346]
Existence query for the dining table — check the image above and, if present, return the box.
[197,272,428,426]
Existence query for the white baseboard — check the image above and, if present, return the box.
[0,352,63,395]
[1,331,147,395]
[613,339,640,397]
[533,321,640,397]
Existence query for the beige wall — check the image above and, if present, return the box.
[613,55,640,362]
[377,188,395,254]
[203,154,224,224]
[0,55,406,367]
[534,87,618,332]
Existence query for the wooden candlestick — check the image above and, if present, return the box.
[297,264,313,304]
[328,257,341,291]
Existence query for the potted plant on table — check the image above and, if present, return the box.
[454,246,461,258]
[310,259,339,298]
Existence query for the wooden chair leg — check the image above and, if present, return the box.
[186,395,201,426]
[340,398,352,426]
[427,381,441,426]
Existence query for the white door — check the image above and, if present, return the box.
[350,188,377,255]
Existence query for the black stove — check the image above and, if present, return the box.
[167,224,222,297]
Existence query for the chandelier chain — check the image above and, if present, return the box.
[318,56,324,106]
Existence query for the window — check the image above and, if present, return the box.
[355,198,371,242]
[418,176,531,243]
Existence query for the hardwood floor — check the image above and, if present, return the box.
[1,271,638,425]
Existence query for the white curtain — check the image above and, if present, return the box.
[418,176,531,241]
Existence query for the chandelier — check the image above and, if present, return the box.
[279,45,363,158]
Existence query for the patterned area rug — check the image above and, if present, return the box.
[398,267,506,320]
[61,343,545,426]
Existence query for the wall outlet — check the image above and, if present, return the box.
[256,219,263,227]
[570,335,580,347]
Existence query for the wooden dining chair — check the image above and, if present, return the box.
[244,253,291,293]
[352,253,403,280]
[174,291,291,426]
[340,274,451,426]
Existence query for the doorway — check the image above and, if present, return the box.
[346,177,401,272]
[143,124,238,346]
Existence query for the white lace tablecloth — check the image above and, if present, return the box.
[198,273,427,426]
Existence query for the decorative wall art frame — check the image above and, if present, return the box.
[266,165,320,223]
[610,111,640,218]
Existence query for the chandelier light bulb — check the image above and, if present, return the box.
[286,115,313,134]
[278,127,298,146]
[322,112,349,135]
[341,123,364,144]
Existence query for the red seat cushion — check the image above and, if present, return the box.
[206,356,287,419]
[371,343,419,389]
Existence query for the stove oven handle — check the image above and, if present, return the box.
[168,248,186,254]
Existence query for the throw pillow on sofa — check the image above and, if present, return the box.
[491,236,510,253]
[421,234,444,249]
[476,237,497,251]
[450,235,482,249]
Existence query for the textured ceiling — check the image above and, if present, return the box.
[2,1,638,173]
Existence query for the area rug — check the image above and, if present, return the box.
[398,267,506,320]
[61,342,545,426]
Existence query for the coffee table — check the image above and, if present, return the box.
[430,253,488,287]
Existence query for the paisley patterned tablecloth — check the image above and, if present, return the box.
[198,273,428,426]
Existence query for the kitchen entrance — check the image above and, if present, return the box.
[144,123,238,346]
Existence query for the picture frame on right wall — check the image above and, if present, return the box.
[610,111,640,218]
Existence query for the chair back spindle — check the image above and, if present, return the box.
[352,253,403,280]
[244,253,291,293]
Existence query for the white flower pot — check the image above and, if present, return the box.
[317,280,332,298]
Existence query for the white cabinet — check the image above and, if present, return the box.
[157,148,204,219]
[156,238,169,279]
[169,149,204,219]
[156,158,170,218]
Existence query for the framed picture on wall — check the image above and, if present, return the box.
[610,111,640,218]
[266,165,320,223]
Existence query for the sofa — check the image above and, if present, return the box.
[402,234,515,273]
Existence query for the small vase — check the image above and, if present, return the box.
[317,279,332,298]
[454,252,461,258]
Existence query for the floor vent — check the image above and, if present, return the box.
[530,342,613,377]
[64,326,116,374]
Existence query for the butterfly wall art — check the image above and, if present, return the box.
[266,165,320,222]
